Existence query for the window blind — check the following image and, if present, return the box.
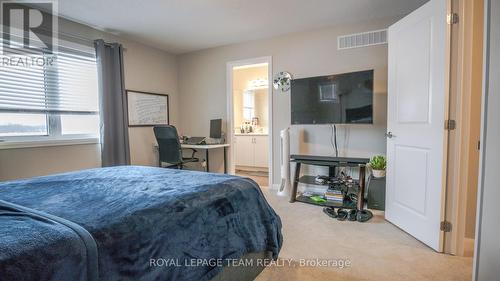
[0,35,98,115]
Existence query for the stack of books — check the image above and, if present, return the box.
[324,188,344,202]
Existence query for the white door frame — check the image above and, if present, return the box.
[226,56,273,187]
[444,0,484,256]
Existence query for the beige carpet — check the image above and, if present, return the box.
[255,187,473,281]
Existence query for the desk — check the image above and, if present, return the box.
[181,143,230,173]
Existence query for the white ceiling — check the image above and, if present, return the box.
[56,0,428,54]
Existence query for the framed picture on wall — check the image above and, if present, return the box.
[126,90,169,127]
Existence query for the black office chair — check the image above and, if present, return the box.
[153,125,198,169]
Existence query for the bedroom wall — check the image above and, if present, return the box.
[177,17,395,185]
[0,17,178,181]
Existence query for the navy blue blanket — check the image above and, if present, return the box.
[0,166,282,281]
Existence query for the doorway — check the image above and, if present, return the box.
[226,57,273,188]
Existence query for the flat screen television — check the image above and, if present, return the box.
[291,70,374,124]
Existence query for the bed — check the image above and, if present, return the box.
[0,166,282,281]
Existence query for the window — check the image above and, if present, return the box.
[243,90,255,121]
[0,38,99,142]
[0,113,47,137]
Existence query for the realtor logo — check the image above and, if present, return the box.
[1,1,57,54]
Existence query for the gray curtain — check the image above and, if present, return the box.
[94,39,130,167]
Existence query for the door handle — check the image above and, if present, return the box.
[386,132,395,138]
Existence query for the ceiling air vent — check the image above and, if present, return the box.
[338,29,388,50]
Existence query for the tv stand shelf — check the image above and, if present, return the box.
[290,154,369,211]
[298,175,359,186]
[291,155,368,167]
[295,194,358,209]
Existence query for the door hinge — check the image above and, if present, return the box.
[441,221,452,232]
[445,120,456,130]
[447,13,459,25]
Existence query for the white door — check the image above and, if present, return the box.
[253,136,269,168]
[386,0,447,251]
[235,136,254,167]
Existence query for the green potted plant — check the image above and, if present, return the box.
[369,155,386,178]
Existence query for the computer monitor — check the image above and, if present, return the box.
[210,119,222,139]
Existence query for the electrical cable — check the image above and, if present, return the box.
[334,124,338,157]
[330,124,339,158]
[330,124,335,155]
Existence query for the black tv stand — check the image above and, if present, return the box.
[289,154,369,211]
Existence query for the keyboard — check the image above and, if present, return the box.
[184,137,206,145]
